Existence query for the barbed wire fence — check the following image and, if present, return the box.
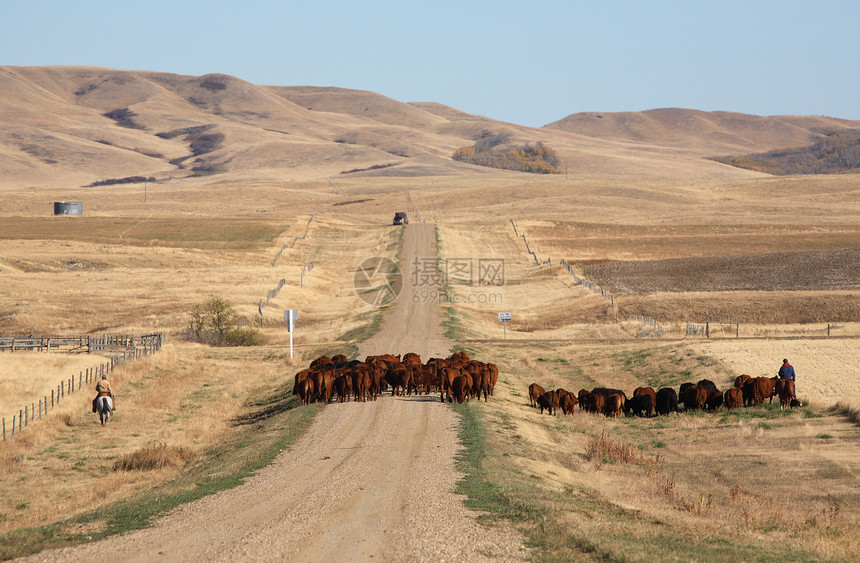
[272,213,317,267]
[259,213,319,324]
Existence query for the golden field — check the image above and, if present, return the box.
[0,67,858,560]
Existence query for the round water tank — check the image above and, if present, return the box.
[54,201,83,216]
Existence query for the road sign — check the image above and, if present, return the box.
[284,309,298,332]
[498,312,511,339]
[284,309,298,358]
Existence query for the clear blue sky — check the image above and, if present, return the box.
[3,0,858,126]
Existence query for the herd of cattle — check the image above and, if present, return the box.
[293,350,499,404]
[529,374,799,417]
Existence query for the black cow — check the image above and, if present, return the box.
[626,394,654,417]
[655,387,679,415]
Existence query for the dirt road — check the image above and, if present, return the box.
[25,224,527,562]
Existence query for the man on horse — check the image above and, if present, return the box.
[92,373,115,414]
[778,358,797,398]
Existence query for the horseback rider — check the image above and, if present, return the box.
[778,358,796,398]
[92,373,115,413]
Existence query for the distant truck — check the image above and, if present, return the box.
[393,212,408,225]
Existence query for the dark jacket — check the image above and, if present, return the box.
[778,363,795,381]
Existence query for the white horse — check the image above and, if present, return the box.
[96,395,113,425]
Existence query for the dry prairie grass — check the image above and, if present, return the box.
[0,353,111,420]
[113,443,193,471]
[0,343,294,534]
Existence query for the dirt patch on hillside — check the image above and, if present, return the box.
[586,249,860,293]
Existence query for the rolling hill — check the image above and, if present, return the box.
[1,66,859,190]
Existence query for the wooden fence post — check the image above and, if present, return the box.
[2,417,5,440]
[11,415,15,437]
[19,410,23,433]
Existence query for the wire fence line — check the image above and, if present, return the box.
[509,219,551,266]
[508,221,847,340]
[259,213,319,320]
[2,333,163,442]
[272,213,317,267]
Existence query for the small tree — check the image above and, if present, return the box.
[187,297,262,346]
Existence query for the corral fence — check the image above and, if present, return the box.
[1,333,162,359]
[2,332,163,442]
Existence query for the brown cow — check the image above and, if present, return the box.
[633,387,657,416]
[605,393,624,418]
[386,368,413,397]
[310,355,334,368]
[331,354,348,364]
[296,377,315,405]
[528,383,545,408]
[588,393,605,414]
[351,367,370,402]
[682,385,707,410]
[537,391,559,415]
[486,363,499,396]
[706,389,724,410]
[776,379,796,410]
[578,389,591,411]
[403,352,422,368]
[440,367,460,403]
[310,369,335,403]
[471,368,489,401]
[293,369,312,396]
[724,387,743,410]
[412,365,437,395]
[452,374,471,404]
[734,374,752,389]
[450,350,470,362]
[559,393,578,415]
[333,374,352,403]
[752,376,779,405]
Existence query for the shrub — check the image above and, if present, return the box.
[585,431,640,464]
[187,297,261,346]
[225,327,265,347]
[113,443,192,471]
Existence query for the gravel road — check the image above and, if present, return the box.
[23,224,528,562]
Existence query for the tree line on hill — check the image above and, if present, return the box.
[711,130,860,175]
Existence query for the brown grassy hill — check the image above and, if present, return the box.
[545,108,860,155]
[3,66,858,190]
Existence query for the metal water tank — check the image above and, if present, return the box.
[53,202,83,216]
